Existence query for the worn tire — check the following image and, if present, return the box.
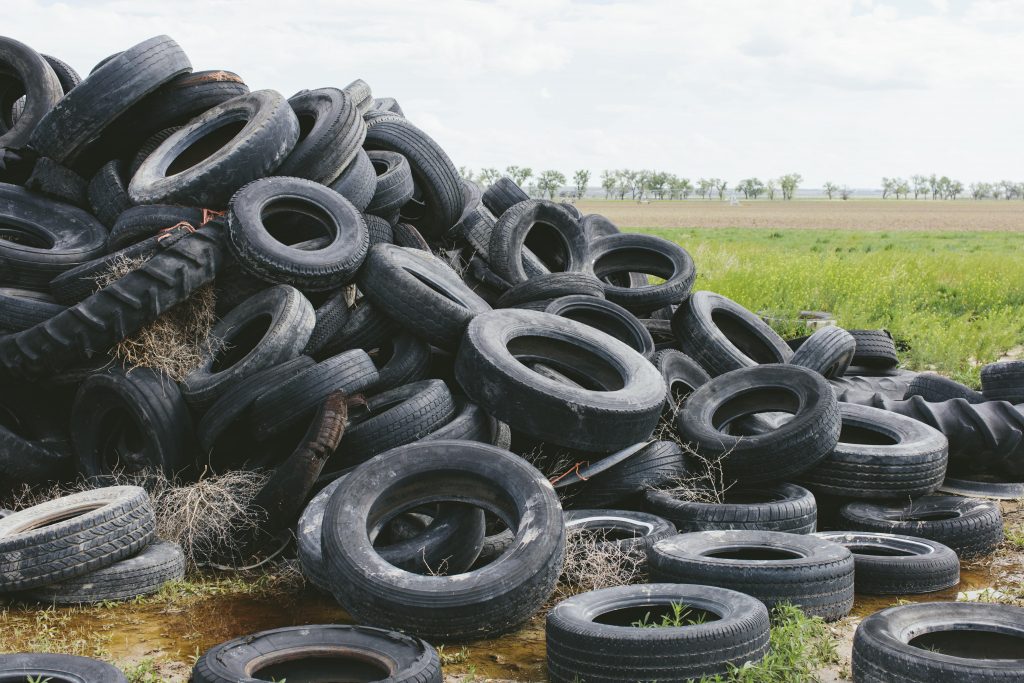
[0,37,63,147]
[489,200,588,284]
[366,149,415,221]
[652,349,711,416]
[495,272,605,309]
[563,509,676,556]
[544,295,655,359]
[790,326,856,379]
[0,287,64,332]
[328,146,375,212]
[587,233,696,313]
[980,361,1024,404]
[815,532,960,595]
[907,373,985,404]
[87,159,131,228]
[109,204,204,251]
[0,654,127,683]
[277,87,365,184]
[556,441,688,509]
[644,482,817,534]
[848,329,899,369]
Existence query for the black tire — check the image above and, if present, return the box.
[328,146,375,212]
[363,115,462,239]
[556,441,688,509]
[359,244,491,350]
[455,309,666,452]
[649,529,855,621]
[23,156,89,208]
[30,36,191,167]
[226,176,368,290]
[563,509,676,555]
[368,330,432,392]
[366,149,415,221]
[277,87,365,184]
[27,540,185,604]
[129,89,299,208]
[546,583,770,683]
[815,531,960,595]
[482,176,529,217]
[250,349,379,438]
[0,224,224,381]
[581,212,621,239]
[544,294,654,359]
[391,221,430,250]
[128,125,181,177]
[830,373,911,400]
[848,329,899,369]
[488,200,588,284]
[109,204,204,252]
[652,349,711,416]
[364,213,394,246]
[420,395,495,443]
[322,440,565,640]
[72,367,197,479]
[373,502,486,575]
[0,387,73,493]
[587,233,696,313]
[296,476,342,591]
[0,654,127,683]
[939,473,1024,500]
[790,326,856,379]
[181,284,315,410]
[0,486,155,591]
[980,360,1024,403]
[643,318,679,352]
[677,364,841,484]
[644,482,818,534]
[303,289,351,356]
[337,379,456,465]
[47,237,162,306]
[344,78,373,113]
[672,291,793,377]
[907,373,985,403]
[838,495,1004,559]
[316,298,400,358]
[0,287,64,332]
[495,272,605,309]
[800,402,949,499]
[852,602,1024,682]
[371,96,404,116]
[87,159,131,228]
[192,624,442,683]
[0,184,108,290]
[0,37,64,148]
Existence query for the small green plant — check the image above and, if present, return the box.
[631,601,708,628]
[437,644,469,665]
[26,676,52,683]
[1004,523,1024,550]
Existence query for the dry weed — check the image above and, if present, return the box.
[556,527,645,600]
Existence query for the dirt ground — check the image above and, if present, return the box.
[573,199,1024,232]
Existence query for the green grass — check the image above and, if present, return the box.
[638,227,1024,386]
[631,601,709,628]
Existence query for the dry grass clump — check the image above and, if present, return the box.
[96,254,220,382]
[556,527,645,600]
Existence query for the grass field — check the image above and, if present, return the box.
[575,200,1024,386]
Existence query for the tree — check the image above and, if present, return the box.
[895,178,910,199]
[970,182,992,200]
[1000,180,1019,200]
[779,173,802,200]
[615,170,633,200]
[822,181,838,199]
[715,179,728,200]
[573,169,590,200]
[648,171,668,200]
[947,180,963,200]
[840,186,853,200]
[737,178,764,199]
[697,178,714,199]
[911,174,929,199]
[881,177,897,199]
[766,178,778,200]
[478,167,500,186]
[458,166,475,181]
[600,170,616,199]
[505,165,533,187]
[928,174,939,200]
[536,170,567,199]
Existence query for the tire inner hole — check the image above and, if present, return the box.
[711,386,799,432]
[839,423,899,446]
[167,118,247,175]
[703,547,804,561]
[909,628,1024,659]
[523,222,570,272]
[555,306,639,350]
[251,652,392,682]
[592,246,674,286]
[262,197,336,247]
[508,335,625,392]
[846,544,915,557]
[711,309,782,363]
[210,313,273,373]
[592,603,722,627]
[0,223,54,248]
[907,510,962,521]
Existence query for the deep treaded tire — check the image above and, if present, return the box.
[790,326,856,379]
[848,329,899,369]
[852,603,1024,683]
[546,584,770,683]
[980,360,1024,404]
[648,530,855,621]
[643,482,817,534]
[0,486,155,591]
[815,532,959,595]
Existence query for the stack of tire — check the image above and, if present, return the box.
[0,486,184,604]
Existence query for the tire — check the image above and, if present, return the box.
[250,349,379,438]
[109,204,205,252]
[420,395,495,443]
[192,624,442,683]
[27,540,186,604]
[337,379,456,465]
[0,388,73,493]
[672,291,793,377]
[676,364,841,484]
[316,298,400,358]
[72,367,197,479]
[556,441,688,509]
[644,482,818,534]
[939,474,1024,500]
[643,318,679,352]
[363,115,462,239]
[852,603,1024,683]
[87,159,131,228]
[181,284,315,410]
[371,96,404,116]
[48,237,162,306]
[0,486,155,591]
[364,213,394,246]
[366,149,415,221]
[0,287,64,332]
[0,184,108,289]
[302,289,351,356]
[369,330,432,392]
[488,200,588,284]
[358,244,491,350]
[29,36,191,167]
[455,309,666,452]
[276,87,365,184]
[322,440,565,640]
[128,125,182,177]
[563,509,676,555]
[373,502,486,575]
[495,272,605,309]
[981,361,1024,403]
[907,372,985,403]
[0,37,64,148]
[23,156,89,208]
[581,213,621,239]
[652,349,711,416]
[790,326,856,379]
[848,329,899,369]
[838,495,1003,559]
[546,583,770,683]
[0,224,224,381]
[0,654,127,683]
[544,294,655,359]
[482,176,529,217]
[226,176,369,290]
[391,221,430,250]
[129,89,299,208]
[814,532,959,595]
[799,403,949,499]
[344,78,373,113]
[649,529,855,621]
[587,233,697,313]
[328,146,375,212]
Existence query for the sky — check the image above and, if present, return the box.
[5,0,1023,187]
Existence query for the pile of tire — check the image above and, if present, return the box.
[1,32,1023,683]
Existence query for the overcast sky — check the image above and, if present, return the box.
[7,0,1023,187]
